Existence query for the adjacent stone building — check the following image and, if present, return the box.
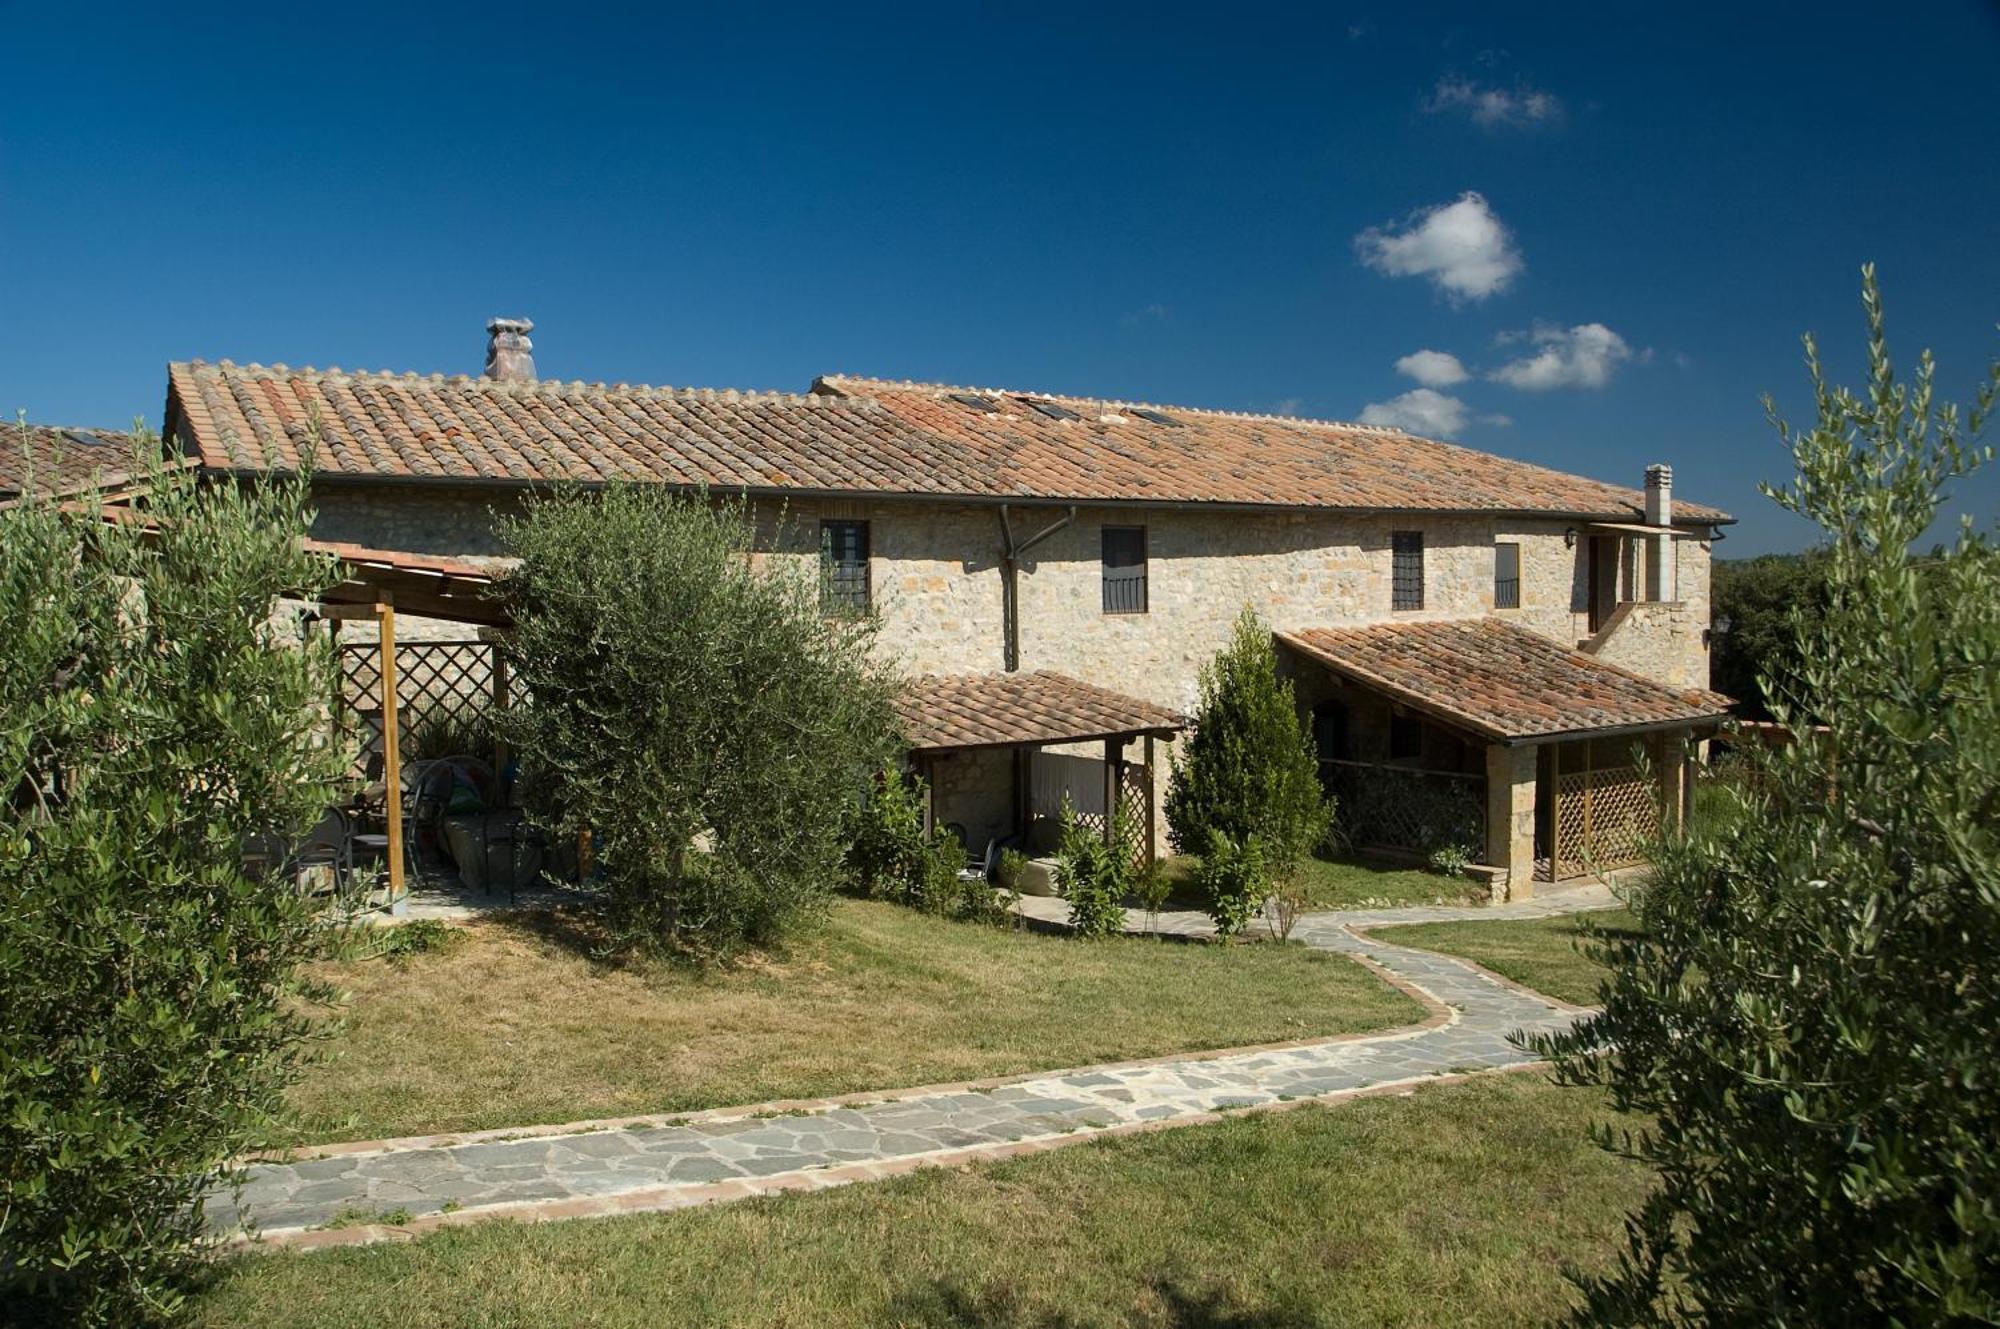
[159,321,1733,895]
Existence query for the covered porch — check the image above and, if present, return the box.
[304,541,555,916]
[1278,619,1729,898]
[895,671,1185,886]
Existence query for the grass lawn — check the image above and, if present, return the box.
[1366,907,1641,1006]
[287,898,1423,1145]
[1162,851,1481,911]
[198,1073,1649,1328]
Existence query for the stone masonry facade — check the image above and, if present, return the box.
[311,481,1716,886]
[310,482,1713,702]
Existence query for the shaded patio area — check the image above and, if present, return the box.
[896,671,1184,881]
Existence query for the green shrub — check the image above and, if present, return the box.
[1192,829,1269,939]
[403,708,497,765]
[1132,857,1175,935]
[493,485,900,959]
[0,446,348,1325]
[1055,804,1130,939]
[1424,843,1472,879]
[847,763,997,923]
[1527,269,2000,1324]
[1165,606,1329,879]
[995,847,1030,896]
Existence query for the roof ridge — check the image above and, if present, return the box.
[179,360,837,408]
[815,373,1412,438]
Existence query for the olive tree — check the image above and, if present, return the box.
[0,441,347,1325]
[1528,269,2000,1325]
[494,484,901,957]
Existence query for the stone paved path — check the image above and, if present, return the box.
[214,891,1618,1247]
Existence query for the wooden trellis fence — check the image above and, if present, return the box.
[337,639,508,776]
[1550,754,1657,880]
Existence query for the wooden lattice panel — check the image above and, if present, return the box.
[1553,764,1657,879]
[1324,762,1486,855]
[1115,764,1151,868]
[338,640,499,773]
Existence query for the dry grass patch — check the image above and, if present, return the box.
[204,1074,1650,1328]
[287,898,1422,1144]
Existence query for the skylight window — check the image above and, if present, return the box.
[949,393,999,413]
[1022,398,1079,421]
[1129,407,1180,426]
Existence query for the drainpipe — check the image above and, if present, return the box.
[998,503,1076,672]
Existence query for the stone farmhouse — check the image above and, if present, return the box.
[153,318,1732,897]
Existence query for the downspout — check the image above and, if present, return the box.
[998,503,1076,672]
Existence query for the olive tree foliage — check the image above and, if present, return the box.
[493,484,901,957]
[0,440,348,1325]
[1528,269,2000,1326]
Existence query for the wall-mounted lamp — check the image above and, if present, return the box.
[1563,526,1578,549]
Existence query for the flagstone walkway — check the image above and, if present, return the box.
[213,888,1620,1249]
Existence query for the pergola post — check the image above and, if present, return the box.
[374,598,405,910]
[1102,737,1120,847]
[1484,741,1538,900]
[491,642,510,779]
[1143,733,1157,862]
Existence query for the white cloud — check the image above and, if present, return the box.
[1358,388,1470,437]
[1394,349,1469,387]
[1425,76,1562,129]
[1268,397,1303,417]
[1488,322,1633,390]
[1354,192,1523,302]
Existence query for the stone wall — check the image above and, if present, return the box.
[1584,598,1710,691]
[305,478,1714,716]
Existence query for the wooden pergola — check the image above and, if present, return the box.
[307,541,508,909]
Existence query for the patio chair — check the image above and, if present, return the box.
[958,837,999,885]
[290,807,356,897]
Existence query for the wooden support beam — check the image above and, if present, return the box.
[1102,738,1119,847]
[376,599,405,910]
[1143,733,1156,863]
[316,600,387,622]
[491,643,510,778]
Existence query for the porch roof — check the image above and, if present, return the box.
[897,670,1184,755]
[309,540,509,627]
[1278,619,1731,745]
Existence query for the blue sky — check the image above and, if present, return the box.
[3,2,1996,554]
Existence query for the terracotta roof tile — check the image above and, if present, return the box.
[0,424,169,504]
[897,671,1185,753]
[166,361,1730,523]
[1279,619,1731,742]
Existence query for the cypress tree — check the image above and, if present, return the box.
[1165,606,1328,871]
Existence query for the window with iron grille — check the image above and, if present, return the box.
[1102,526,1148,613]
[1494,541,1521,609]
[1391,531,1424,610]
[820,519,870,614]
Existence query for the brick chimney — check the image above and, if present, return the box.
[1643,464,1675,601]
[484,317,536,382]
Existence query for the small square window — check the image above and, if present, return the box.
[820,519,870,614]
[1102,526,1148,614]
[1494,542,1521,609]
[1391,531,1424,611]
